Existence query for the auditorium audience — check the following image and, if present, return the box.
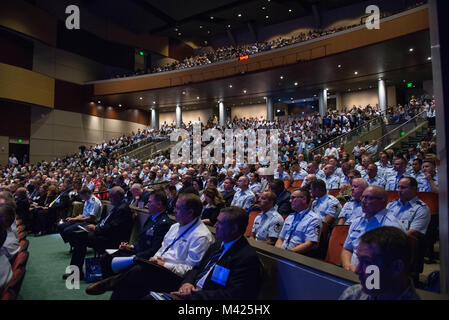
[250,191,284,245]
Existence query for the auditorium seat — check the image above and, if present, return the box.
[325,225,350,266]
[291,180,303,189]
[245,211,261,237]
[417,192,439,215]
[328,189,340,197]
[387,191,399,203]
[284,180,291,190]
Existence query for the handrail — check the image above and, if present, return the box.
[374,111,428,152]
[306,110,389,160]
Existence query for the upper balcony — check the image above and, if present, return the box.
[89,5,430,97]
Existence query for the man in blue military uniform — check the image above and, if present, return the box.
[375,151,393,179]
[322,164,340,190]
[274,163,290,180]
[385,158,410,191]
[408,158,425,180]
[92,191,174,282]
[231,175,255,211]
[338,178,368,226]
[290,161,307,181]
[366,164,386,188]
[386,177,430,237]
[250,191,284,245]
[417,158,438,193]
[310,180,342,226]
[341,186,403,272]
[275,188,321,255]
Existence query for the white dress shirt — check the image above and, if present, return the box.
[153,218,214,277]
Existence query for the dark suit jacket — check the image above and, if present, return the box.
[276,190,292,216]
[15,197,30,219]
[94,201,133,247]
[182,237,261,300]
[222,190,236,207]
[135,211,173,259]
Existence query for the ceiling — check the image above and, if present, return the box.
[80,0,364,45]
[92,29,433,112]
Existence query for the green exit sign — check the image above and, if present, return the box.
[407,82,413,88]
[18,139,22,143]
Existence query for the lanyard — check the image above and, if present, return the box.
[286,210,308,246]
[161,219,199,255]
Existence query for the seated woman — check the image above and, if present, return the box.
[200,187,225,226]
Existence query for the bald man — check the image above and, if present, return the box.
[338,178,368,226]
[341,186,403,272]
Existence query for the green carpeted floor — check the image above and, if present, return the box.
[19,233,110,300]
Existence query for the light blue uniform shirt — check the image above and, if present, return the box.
[249,182,262,194]
[231,188,255,210]
[279,209,321,250]
[338,199,363,226]
[311,194,342,220]
[252,207,284,241]
[274,171,290,180]
[323,174,340,190]
[366,175,386,188]
[385,172,410,191]
[291,170,307,181]
[83,195,103,222]
[386,197,430,234]
[417,174,438,192]
[343,209,403,265]
[340,175,350,186]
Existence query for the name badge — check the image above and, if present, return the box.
[211,264,230,286]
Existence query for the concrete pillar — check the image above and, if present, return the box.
[219,101,226,127]
[336,92,343,111]
[151,108,159,130]
[176,104,182,128]
[318,89,328,116]
[266,97,274,121]
[378,79,387,113]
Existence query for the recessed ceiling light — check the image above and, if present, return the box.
[118,104,122,107]
[265,15,269,19]
[210,16,214,19]
[207,30,211,34]
[153,101,156,104]
[178,32,182,36]
[280,76,284,79]
[182,91,186,95]
[354,71,358,75]
[97,101,101,104]
[262,6,266,10]
[294,82,298,86]
[409,48,414,52]
[289,9,292,13]
[174,28,178,32]
[139,97,143,100]
[427,56,432,60]
[228,24,231,28]
[338,64,342,68]
[197,96,200,100]
[243,90,247,93]
[229,84,233,88]
[238,13,242,17]
[90,101,94,104]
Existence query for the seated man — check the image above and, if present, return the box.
[366,164,386,188]
[290,161,307,182]
[88,191,173,282]
[58,187,103,243]
[63,187,133,280]
[0,203,20,262]
[274,164,290,180]
[322,164,340,190]
[269,179,292,217]
[129,183,150,209]
[341,186,403,272]
[14,187,30,230]
[386,177,430,282]
[167,206,262,300]
[89,193,214,300]
[0,227,13,292]
[310,180,342,226]
[339,226,420,300]
[231,176,255,212]
[250,191,284,245]
[275,188,321,255]
[338,178,368,226]
[385,158,410,191]
[221,178,236,207]
[164,185,178,215]
[417,158,438,192]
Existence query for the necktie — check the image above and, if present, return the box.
[195,246,225,283]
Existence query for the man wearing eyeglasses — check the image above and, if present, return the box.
[341,186,403,272]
